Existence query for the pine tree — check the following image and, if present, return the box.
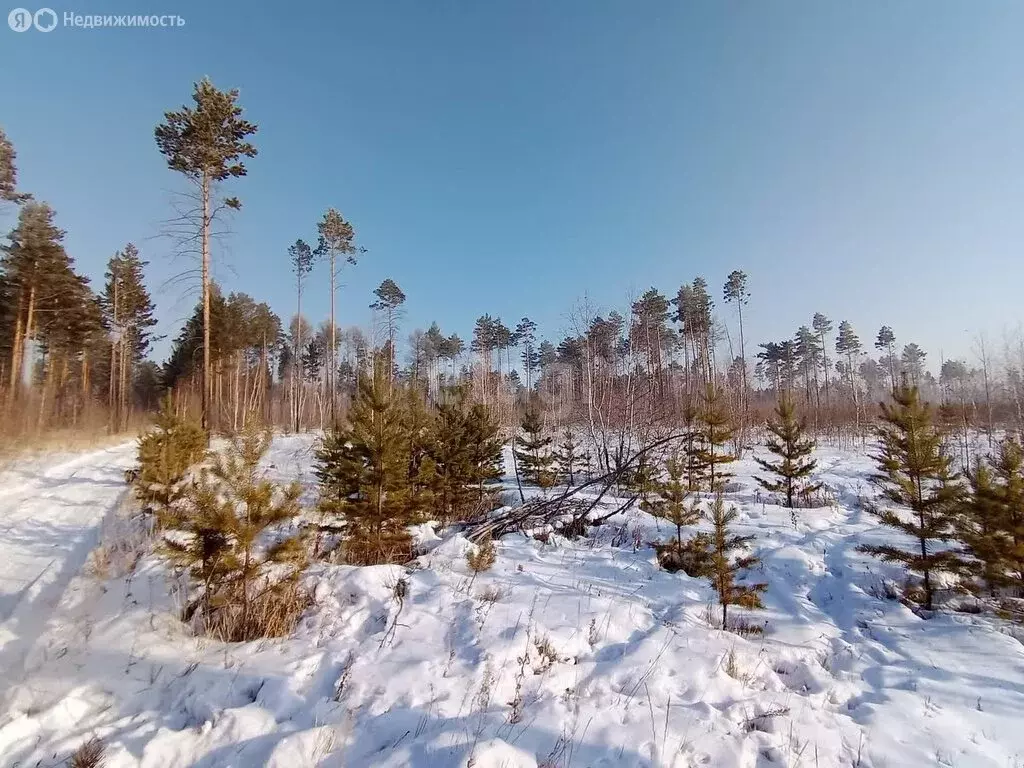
[835,320,863,427]
[316,208,363,425]
[552,428,588,486]
[165,419,305,640]
[858,386,965,610]
[754,395,822,511]
[723,270,750,401]
[643,451,701,547]
[961,461,1009,595]
[427,391,475,522]
[961,438,1024,593]
[874,326,897,392]
[901,343,927,388]
[515,317,539,390]
[155,78,258,434]
[794,325,823,405]
[0,127,29,203]
[400,384,436,519]
[812,313,833,405]
[624,451,659,503]
[314,356,412,564]
[135,396,207,525]
[288,239,314,432]
[694,385,735,492]
[464,402,504,500]
[426,389,502,521]
[2,202,75,398]
[708,494,767,628]
[100,243,157,429]
[514,408,555,487]
[370,278,406,380]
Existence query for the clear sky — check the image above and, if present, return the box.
[2,1,1022,366]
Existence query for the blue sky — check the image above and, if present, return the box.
[2,1,1022,366]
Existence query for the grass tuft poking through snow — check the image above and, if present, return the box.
[69,736,106,768]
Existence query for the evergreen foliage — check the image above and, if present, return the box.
[135,396,207,525]
[858,385,965,610]
[2,202,90,392]
[422,387,503,522]
[552,428,587,487]
[643,451,702,548]
[960,438,1024,593]
[155,77,258,432]
[694,385,735,492]
[754,395,822,510]
[100,243,158,425]
[0,128,28,203]
[315,356,413,565]
[708,494,767,628]
[515,408,555,487]
[459,401,505,504]
[164,418,306,640]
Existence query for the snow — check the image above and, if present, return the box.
[0,436,1023,767]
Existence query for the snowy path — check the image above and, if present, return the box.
[0,443,136,685]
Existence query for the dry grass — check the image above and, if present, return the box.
[476,585,505,604]
[533,634,560,673]
[466,537,497,573]
[69,737,105,768]
[88,513,153,581]
[202,579,313,643]
[0,426,140,469]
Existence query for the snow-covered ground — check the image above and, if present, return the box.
[1,435,1023,767]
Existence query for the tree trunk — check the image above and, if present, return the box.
[329,253,337,427]
[201,174,212,436]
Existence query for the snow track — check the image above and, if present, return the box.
[0,443,136,685]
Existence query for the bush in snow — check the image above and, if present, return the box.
[164,417,308,640]
[656,532,714,577]
[134,395,207,526]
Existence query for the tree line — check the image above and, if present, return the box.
[3,79,1023,449]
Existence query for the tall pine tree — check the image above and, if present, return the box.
[156,78,258,433]
[100,244,157,429]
